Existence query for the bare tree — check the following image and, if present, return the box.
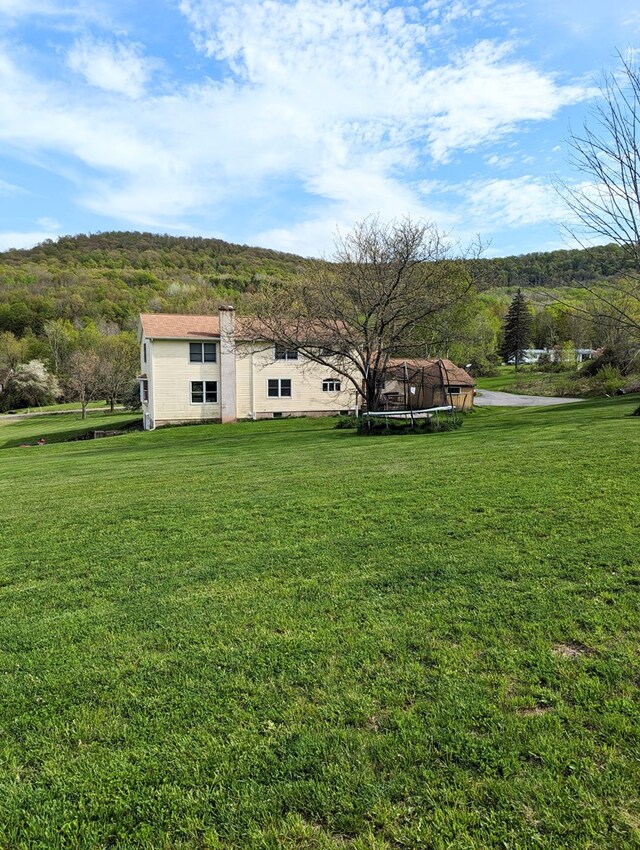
[558,53,640,345]
[247,216,475,411]
[67,350,100,419]
[97,333,138,412]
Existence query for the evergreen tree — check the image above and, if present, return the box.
[500,289,532,371]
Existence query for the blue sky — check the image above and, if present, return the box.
[0,0,638,258]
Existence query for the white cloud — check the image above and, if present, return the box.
[66,37,157,98]
[462,176,567,227]
[0,0,591,253]
[37,216,60,230]
[256,165,459,255]
[485,153,514,168]
[0,177,23,193]
[0,0,109,26]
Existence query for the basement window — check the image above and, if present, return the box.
[189,342,217,363]
[191,381,218,403]
[268,378,292,398]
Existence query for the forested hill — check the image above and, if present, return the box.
[0,231,309,279]
[0,231,311,337]
[473,242,635,289]
[0,230,634,338]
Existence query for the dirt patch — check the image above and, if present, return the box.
[552,641,592,659]
[620,809,640,833]
[517,706,552,717]
[522,804,541,826]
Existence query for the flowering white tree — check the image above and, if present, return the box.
[0,360,61,410]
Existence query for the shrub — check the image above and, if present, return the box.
[581,346,635,377]
[537,351,563,373]
[122,380,143,411]
[590,365,624,397]
[334,414,359,429]
[466,356,499,378]
[356,415,462,436]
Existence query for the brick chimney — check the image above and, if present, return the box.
[219,306,237,423]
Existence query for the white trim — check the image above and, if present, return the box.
[190,380,219,405]
[266,377,293,398]
[188,341,217,365]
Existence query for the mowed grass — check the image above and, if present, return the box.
[0,411,141,449]
[475,367,524,391]
[0,399,639,849]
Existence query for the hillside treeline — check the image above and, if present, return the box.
[0,232,311,338]
[0,232,635,339]
[472,242,636,288]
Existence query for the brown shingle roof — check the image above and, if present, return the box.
[140,313,220,339]
[386,358,476,386]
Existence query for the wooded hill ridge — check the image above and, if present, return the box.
[0,230,635,338]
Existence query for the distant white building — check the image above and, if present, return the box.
[137,308,359,430]
[507,348,598,365]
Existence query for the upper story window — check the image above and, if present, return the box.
[143,343,147,364]
[268,378,292,398]
[322,378,341,392]
[189,342,217,363]
[274,344,298,361]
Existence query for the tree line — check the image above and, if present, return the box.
[0,322,138,415]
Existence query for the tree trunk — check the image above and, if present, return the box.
[365,370,380,412]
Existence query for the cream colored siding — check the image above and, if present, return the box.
[235,342,357,418]
[151,338,221,424]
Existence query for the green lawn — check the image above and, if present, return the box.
[475,366,524,391]
[476,367,588,398]
[0,411,141,449]
[1,400,639,849]
[6,401,121,414]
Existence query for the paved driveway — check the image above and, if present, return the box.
[475,389,583,407]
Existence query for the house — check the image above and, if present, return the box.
[380,358,476,412]
[507,348,598,365]
[138,308,359,429]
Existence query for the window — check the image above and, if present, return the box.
[274,344,298,361]
[447,386,461,395]
[191,381,218,403]
[143,343,147,364]
[268,378,292,398]
[140,379,149,403]
[189,342,217,363]
[322,378,341,392]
